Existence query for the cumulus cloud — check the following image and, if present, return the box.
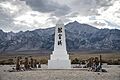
[21,0,71,17]
[0,0,120,32]
[53,0,114,16]
[0,0,33,32]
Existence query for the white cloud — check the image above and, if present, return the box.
[86,0,120,29]
[0,0,120,32]
[98,0,120,25]
[0,2,18,14]
[14,11,54,28]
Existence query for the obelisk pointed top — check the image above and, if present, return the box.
[57,19,64,25]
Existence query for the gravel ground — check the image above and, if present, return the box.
[0,65,120,80]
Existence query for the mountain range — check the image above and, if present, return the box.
[0,21,120,53]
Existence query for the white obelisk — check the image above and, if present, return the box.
[48,20,71,69]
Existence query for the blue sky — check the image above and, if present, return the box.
[0,0,120,32]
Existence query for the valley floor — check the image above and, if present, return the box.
[0,65,120,80]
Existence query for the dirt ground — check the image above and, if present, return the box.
[0,65,120,80]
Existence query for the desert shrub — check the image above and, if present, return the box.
[107,59,120,65]
[0,60,5,65]
[118,59,120,62]
[8,59,14,62]
[112,60,120,65]
[19,56,22,59]
[0,59,15,65]
[81,60,86,64]
[101,60,108,63]
[40,59,48,64]
[8,59,14,65]
[71,58,80,64]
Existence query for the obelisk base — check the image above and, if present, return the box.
[48,59,71,69]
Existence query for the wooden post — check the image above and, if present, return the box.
[30,58,34,68]
[16,57,20,71]
[100,55,102,69]
[24,57,29,70]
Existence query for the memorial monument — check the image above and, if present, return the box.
[48,20,71,69]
